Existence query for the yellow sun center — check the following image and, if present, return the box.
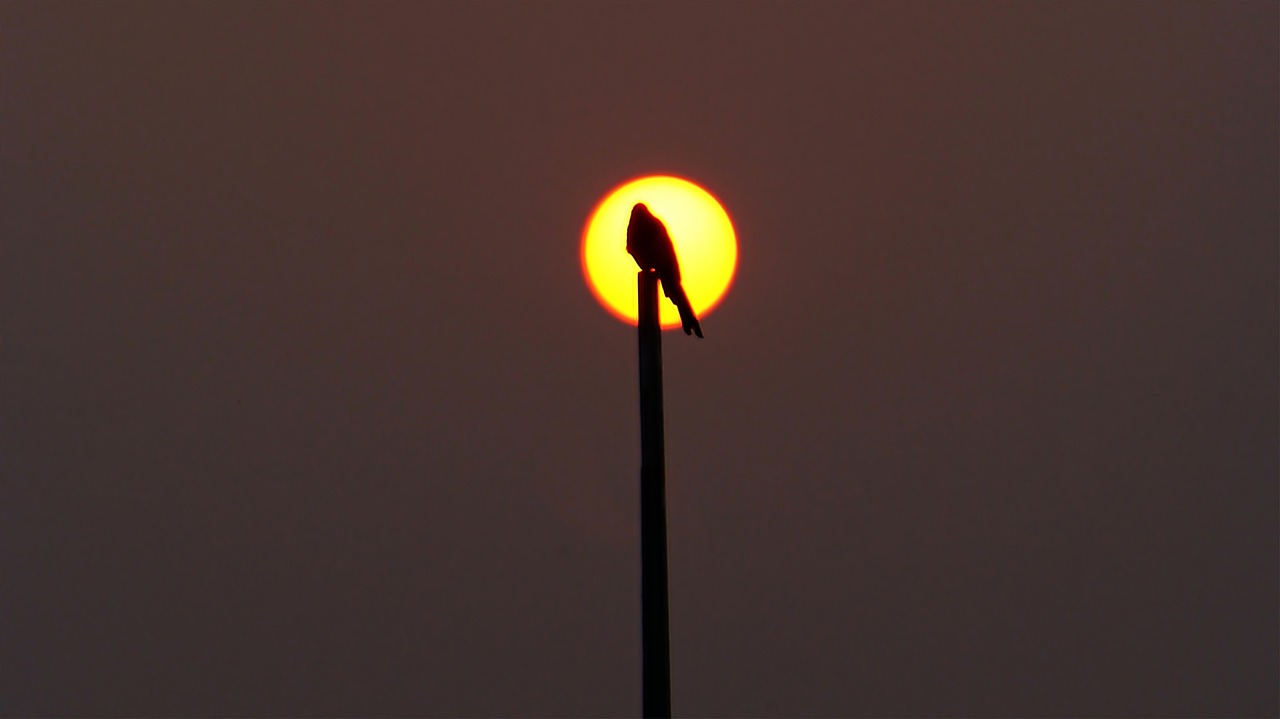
[581,175,737,329]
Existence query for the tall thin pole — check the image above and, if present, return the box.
[637,270,671,719]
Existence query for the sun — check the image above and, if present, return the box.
[581,175,737,329]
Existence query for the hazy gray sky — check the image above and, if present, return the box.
[2,2,1276,716]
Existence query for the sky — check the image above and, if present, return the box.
[1,2,1276,717]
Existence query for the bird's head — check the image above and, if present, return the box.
[631,202,652,219]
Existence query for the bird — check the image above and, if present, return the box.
[627,202,703,338]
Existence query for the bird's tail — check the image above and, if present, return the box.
[665,283,704,338]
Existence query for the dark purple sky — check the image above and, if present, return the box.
[2,2,1276,717]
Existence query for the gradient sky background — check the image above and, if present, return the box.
[2,2,1276,717]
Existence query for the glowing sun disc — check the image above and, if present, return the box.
[581,175,737,329]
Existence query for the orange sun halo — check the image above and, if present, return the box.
[581,175,738,329]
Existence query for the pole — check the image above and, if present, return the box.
[637,270,671,719]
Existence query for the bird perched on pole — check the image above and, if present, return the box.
[627,203,704,338]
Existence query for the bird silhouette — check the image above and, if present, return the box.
[627,203,703,338]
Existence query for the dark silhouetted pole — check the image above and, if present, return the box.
[637,270,671,719]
